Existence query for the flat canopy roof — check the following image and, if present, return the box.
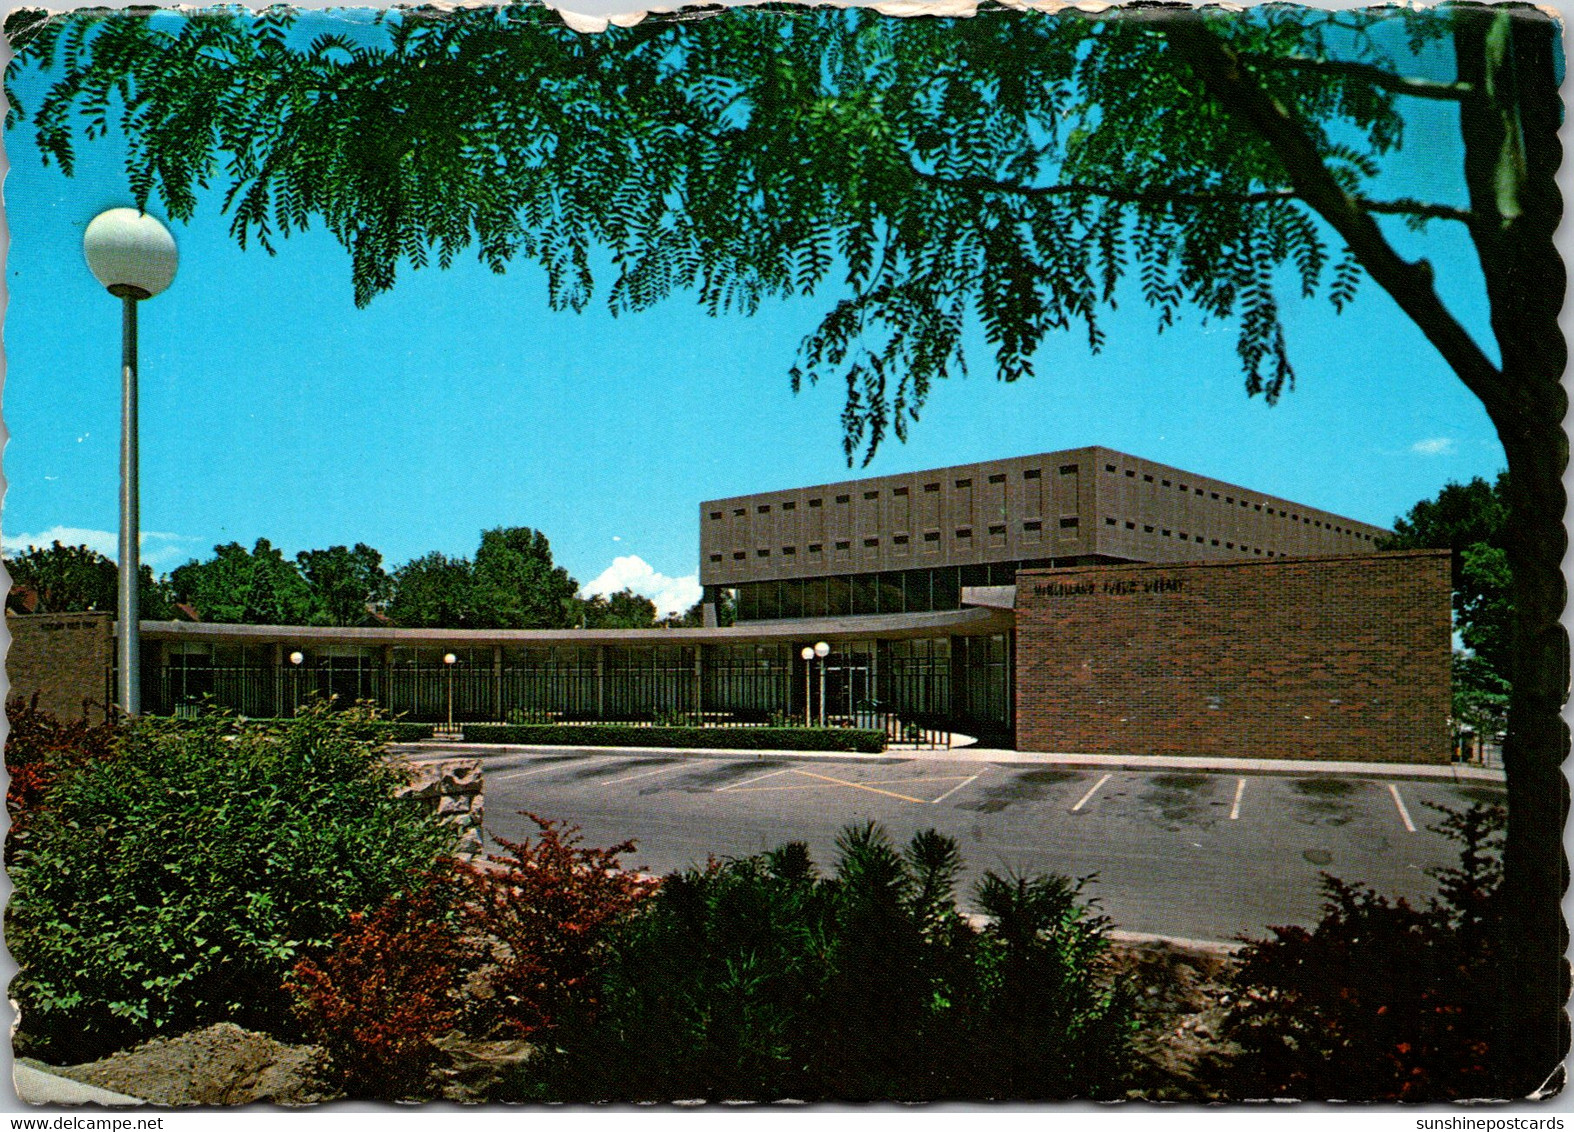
[138,604,1014,647]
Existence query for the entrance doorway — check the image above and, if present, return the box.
[799,645,874,725]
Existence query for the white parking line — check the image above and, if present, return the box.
[491,756,614,782]
[1071,773,1112,813]
[716,767,794,793]
[1388,783,1417,832]
[1230,777,1246,820]
[602,762,692,787]
[929,774,980,805]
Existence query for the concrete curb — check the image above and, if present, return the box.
[14,1062,146,1106]
[391,740,1504,785]
[1108,929,1245,955]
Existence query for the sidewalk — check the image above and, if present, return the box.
[13,1062,145,1106]
[391,740,1504,784]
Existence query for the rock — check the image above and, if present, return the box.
[43,1023,334,1106]
[430,1035,536,1102]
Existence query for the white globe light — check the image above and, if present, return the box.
[801,646,814,660]
[84,208,178,299]
[814,641,830,658]
[444,653,458,665]
[289,651,304,665]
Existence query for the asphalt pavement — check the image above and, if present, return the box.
[401,743,1505,946]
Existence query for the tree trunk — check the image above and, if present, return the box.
[1499,428,1570,1096]
[1454,6,1569,1097]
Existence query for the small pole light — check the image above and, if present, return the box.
[444,653,458,735]
[814,642,830,728]
[801,646,814,726]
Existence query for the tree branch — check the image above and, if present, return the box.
[1159,13,1519,417]
[1238,52,1474,101]
[914,169,1475,225]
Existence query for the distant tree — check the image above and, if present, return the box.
[1381,474,1512,678]
[660,592,735,628]
[169,539,314,625]
[471,527,580,630]
[297,543,393,626]
[5,542,113,611]
[6,541,173,619]
[386,552,477,629]
[1453,653,1510,748]
[576,589,658,630]
[659,601,704,629]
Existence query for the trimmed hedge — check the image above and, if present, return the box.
[461,723,886,753]
[165,717,436,743]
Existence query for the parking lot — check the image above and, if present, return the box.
[455,748,1504,944]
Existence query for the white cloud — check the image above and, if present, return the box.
[3,527,199,569]
[581,555,702,616]
[1411,437,1456,456]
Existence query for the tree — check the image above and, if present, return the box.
[661,592,736,629]
[1383,474,1514,676]
[576,589,658,629]
[6,1,1565,1090]
[1384,477,1517,760]
[169,538,315,624]
[386,551,477,629]
[384,529,581,628]
[6,541,175,620]
[297,543,393,626]
[470,527,579,629]
[1454,653,1511,754]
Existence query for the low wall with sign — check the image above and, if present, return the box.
[1014,550,1452,764]
[5,611,114,722]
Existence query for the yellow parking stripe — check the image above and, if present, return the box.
[787,768,932,805]
[718,769,978,805]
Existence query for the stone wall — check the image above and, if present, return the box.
[5,611,115,722]
[1014,550,1453,764]
[394,758,485,858]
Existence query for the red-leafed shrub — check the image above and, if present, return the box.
[288,864,482,1099]
[5,695,119,832]
[467,815,660,1041]
[287,816,657,1098]
[1222,803,1504,1101]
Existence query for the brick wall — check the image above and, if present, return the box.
[5,611,115,722]
[1014,550,1452,764]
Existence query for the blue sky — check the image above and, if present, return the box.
[0,4,1509,614]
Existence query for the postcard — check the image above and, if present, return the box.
[0,0,1564,1109]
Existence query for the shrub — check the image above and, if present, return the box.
[505,706,554,725]
[1221,803,1505,1101]
[465,815,659,1043]
[461,723,885,753]
[165,711,435,743]
[7,702,457,1063]
[287,816,655,1100]
[5,695,120,837]
[288,865,482,1100]
[535,823,1131,1102]
[965,872,1133,1098]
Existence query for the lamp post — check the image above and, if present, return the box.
[83,209,178,717]
[814,642,830,728]
[289,651,304,715]
[444,653,458,735]
[800,646,814,726]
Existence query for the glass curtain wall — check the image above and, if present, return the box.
[731,562,1026,622]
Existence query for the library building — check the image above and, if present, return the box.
[7,446,1453,764]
